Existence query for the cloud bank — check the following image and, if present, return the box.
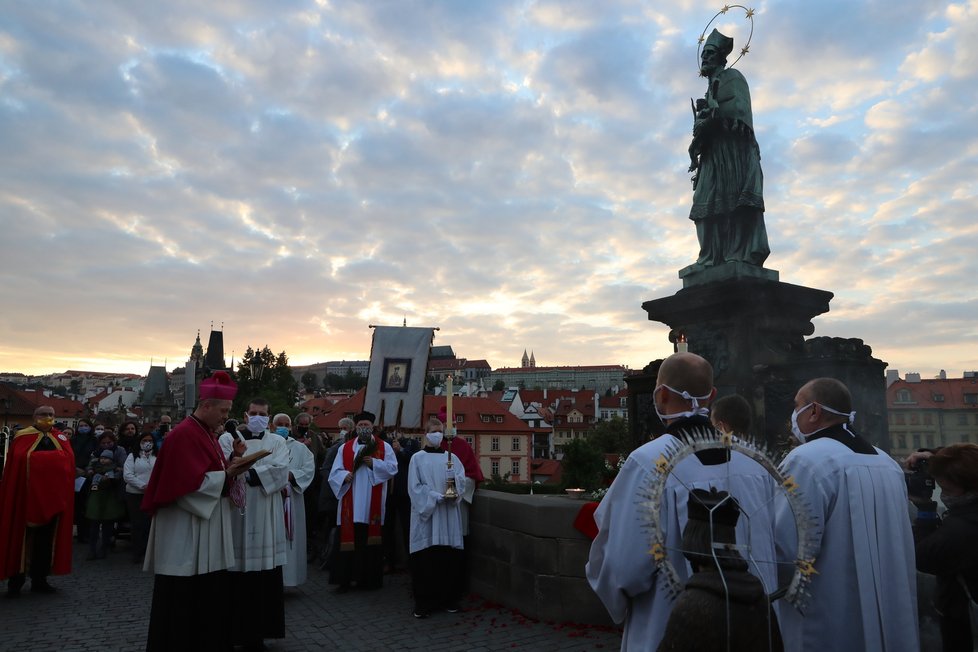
[1,0,975,377]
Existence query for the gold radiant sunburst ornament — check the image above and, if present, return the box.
[696,5,756,71]
[638,427,821,611]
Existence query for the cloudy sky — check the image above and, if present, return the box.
[1,0,975,378]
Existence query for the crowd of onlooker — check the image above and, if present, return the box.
[64,418,161,563]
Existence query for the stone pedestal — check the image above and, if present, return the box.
[638,270,891,450]
[624,360,664,451]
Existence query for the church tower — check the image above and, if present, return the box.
[530,351,536,368]
[521,349,529,368]
[189,330,204,365]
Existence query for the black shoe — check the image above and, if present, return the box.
[6,575,25,598]
[445,604,461,613]
[31,580,57,594]
[413,609,429,619]
[333,584,351,594]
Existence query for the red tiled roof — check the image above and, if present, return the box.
[14,389,86,418]
[311,390,366,428]
[530,458,562,483]
[0,384,39,418]
[598,395,628,408]
[556,403,592,417]
[463,359,490,369]
[428,359,464,370]
[888,378,978,410]
[300,394,351,416]
[87,391,109,407]
[313,391,532,434]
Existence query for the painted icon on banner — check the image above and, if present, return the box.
[381,358,411,392]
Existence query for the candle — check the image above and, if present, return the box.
[677,334,689,353]
[446,375,453,437]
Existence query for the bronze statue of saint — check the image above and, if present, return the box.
[688,29,769,269]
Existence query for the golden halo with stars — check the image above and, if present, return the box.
[696,5,756,73]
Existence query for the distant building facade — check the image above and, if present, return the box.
[489,362,626,394]
[887,371,978,457]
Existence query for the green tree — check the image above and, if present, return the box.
[589,417,633,455]
[492,380,505,391]
[234,346,297,417]
[68,379,82,395]
[560,438,605,491]
[300,371,318,392]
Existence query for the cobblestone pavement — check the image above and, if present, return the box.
[3,539,622,651]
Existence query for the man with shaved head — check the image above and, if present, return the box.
[775,378,918,651]
[587,353,779,651]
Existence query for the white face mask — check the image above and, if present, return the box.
[654,384,711,422]
[426,432,444,448]
[247,415,269,433]
[140,441,153,452]
[791,402,857,444]
[790,403,813,444]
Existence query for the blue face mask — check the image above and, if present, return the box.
[275,426,290,438]
[78,426,91,435]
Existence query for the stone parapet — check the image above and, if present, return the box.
[468,489,615,626]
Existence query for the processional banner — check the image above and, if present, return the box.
[363,325,434,429]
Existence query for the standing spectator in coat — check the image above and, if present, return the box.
[151,415,172,450]
[908,444,978,652]
[71,418,97,544]
[84,430,127,560]
[118,420,139,455]
[123,432,157,563]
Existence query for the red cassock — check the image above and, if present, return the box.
[440,436,485,484]
[0,427,76,580]
[141,415,226,515]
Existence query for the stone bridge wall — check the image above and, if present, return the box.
[468,489,613,626]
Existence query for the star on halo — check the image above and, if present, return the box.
[721,5,730,13]
[698,34,705,44]
[746,7,755,18]
[741,45,750,56]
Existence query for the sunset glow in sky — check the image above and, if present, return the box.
[1,1,976,377]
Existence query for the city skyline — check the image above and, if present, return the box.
[2,1,976,378]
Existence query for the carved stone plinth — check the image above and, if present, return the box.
[637,272,890,450]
